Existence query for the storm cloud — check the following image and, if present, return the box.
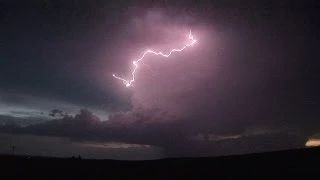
[0,1,319,159]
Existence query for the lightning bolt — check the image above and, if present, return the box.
[113,30,197,87]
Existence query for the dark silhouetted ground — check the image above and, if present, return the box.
[1,147,319,179]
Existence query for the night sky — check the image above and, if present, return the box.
[0,0,319,160]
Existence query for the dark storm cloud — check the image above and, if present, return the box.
[0,91,110,122]
[0,1,129,110]
[49,109,69,118]
[0,108,310,157]
[104,1,319,156]
[0,115,49,127]
[0,0,319,158]
[112,1,320,134]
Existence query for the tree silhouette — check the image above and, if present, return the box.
[11,145,15,156]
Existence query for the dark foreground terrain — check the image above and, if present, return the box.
[1,147,319,179]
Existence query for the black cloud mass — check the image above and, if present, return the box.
[0,0,319,159]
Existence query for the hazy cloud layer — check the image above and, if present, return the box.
[0,133,163,160]
[0,1,319,159]
[0,108,309,158]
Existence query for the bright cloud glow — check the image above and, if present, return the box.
[113,30,197,87]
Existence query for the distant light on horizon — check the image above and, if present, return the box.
[305,139,320,147]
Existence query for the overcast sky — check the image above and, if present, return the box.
[0,0,319,159]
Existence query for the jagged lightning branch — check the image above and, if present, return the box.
[113,30,197,87]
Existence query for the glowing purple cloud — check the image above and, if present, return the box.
[113,30,197,87]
